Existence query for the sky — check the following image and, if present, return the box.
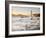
[12,7,40,16]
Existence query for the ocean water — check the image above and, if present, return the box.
[12,16,40,31]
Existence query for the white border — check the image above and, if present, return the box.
[9,4,43,35]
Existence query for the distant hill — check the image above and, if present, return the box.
[12,13,40,17]
[32,13,40,17]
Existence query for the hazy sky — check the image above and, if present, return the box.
[12,7,40,15]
